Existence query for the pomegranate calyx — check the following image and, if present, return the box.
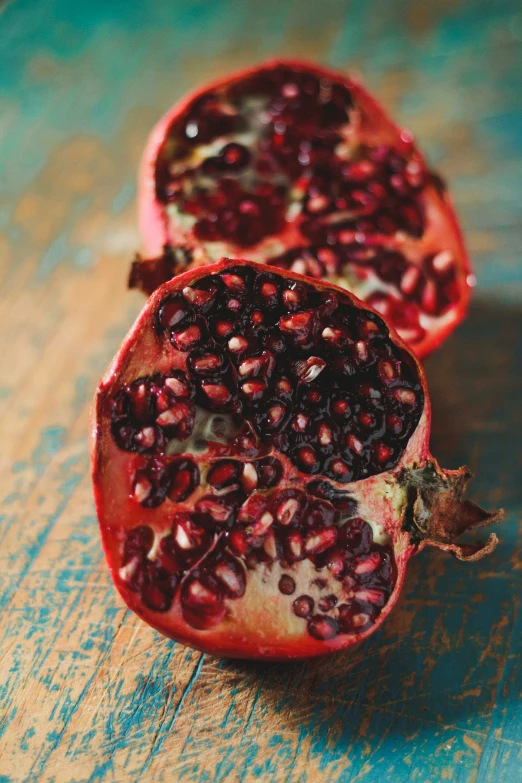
[129,245,192,296]
[403,462,504,561]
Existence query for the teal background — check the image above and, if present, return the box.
[0,1,521,781]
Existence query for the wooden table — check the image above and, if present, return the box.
[1,1,521,780]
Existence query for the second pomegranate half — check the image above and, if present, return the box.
[133,59,473,358]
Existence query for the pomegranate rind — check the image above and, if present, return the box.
[137,58,472,359]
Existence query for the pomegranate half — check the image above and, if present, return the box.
[133,59,473,358]
[93,259,501,660]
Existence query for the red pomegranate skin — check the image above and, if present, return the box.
[134,59,473,359]
[93,259,501,660]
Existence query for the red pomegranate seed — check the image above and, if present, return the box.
[201,383,233,405]
[354,550,381,575]
[165,376,190,397]
[171,324,201,350]
[318,423,333,446]
[222,273,245,291]
[196,497,232,523]
[285,531,304,562]
[333,399,349,416]
[355,588,385,606]
[193,353,222,373]
[393,388,416,406]
[294,356,326,383]
[229,528,248,556]
[241,463,258,493]
[304,526,337,555]
[318,594,338,612]
[216,320,235,338]
[262,529,277,559]
[293,595,314,618]
[278,575,296,595]
[347,434,363,455]
[400,264,421,296]
[133,476,152,504]
[261,282,277,298]
[308,615,339,640]
[214,561,245,597]
[267,404,286,427]
[228,335,249,353]
[275,498,300,526]
[207,460,240,488]
[298,446,317,469]
[374,443,392,464]
[241,380,267,400]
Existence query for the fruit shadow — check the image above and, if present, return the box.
[425,295,522,505]
[221,296,522,750]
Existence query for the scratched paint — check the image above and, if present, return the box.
[0,0,521,781]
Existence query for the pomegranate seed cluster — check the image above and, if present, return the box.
[153,63,460,345]
[112,264,423,481]
[119,463,397,639]
[109,262,422,640]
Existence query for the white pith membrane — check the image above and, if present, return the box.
[136,61,471,358]
[94,260,499,659]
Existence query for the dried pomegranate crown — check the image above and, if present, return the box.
[133,59,473,358]
[92,259,502,660]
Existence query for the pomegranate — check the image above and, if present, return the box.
[132,59,473,358]
[93,259,501,660]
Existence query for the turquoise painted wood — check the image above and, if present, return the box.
[0,0,521,780]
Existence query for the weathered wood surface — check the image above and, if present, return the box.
[1,1,521,781]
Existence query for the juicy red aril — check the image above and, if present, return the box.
[136,562,179,612]
[304,526,337,555]
[190,349,229,376]
[339,517,373,555]
[200,381,235,409]
[278,574,296,595]
[183,279,220,312]
[168,458,200,502]
[274,489,307,526]
[318,594,338,612]
[284,530,304,562]
[293,595,314,618]
[157,295,191,330]
[255,457,283,488]
[228,527,248,556]
[181,575,225,629]
[162,514,211,569]
[213,554,246,597]
[308,615,339,640]
[195,494,237,526]
[207,459,242,489]
[122,524,154,564]
[170,322,205,351]
[132,460,168,507]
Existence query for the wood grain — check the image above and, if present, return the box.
[1,1,521,781]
